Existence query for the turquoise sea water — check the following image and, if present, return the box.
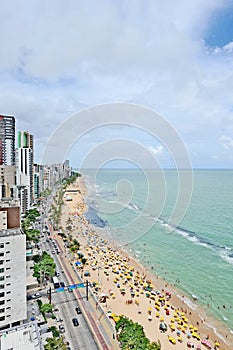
[84,169,233,339]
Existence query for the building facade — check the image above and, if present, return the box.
[0,116,15,166]
[16,132,34,213]
[0,202,26,330]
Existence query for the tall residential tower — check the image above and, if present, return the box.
[0,116,15,166]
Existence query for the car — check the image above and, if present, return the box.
[27,295,33,300]
[72,318,79,326]
[75,306,82,314]
[60,282,65,287]
[59,324,65,333]
[51,250,56,254]
[32,292,41,299]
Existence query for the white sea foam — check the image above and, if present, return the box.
[177,294,197,310]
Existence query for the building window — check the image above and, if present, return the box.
[0,276,4,281]
[0,285,4,289]
[0,253,4,257]
[0,316,5,321]
[5,260,10,263]
[6,276,10,279]
[6,299,11,302]
[0,261,4,265]
[5,242,10,245]
[6,291,11,294]
[0,268,4,273]
[5,251,10,254]
[0,292,4,298]
[0,308,5,313]
[0,244,4,248]
[0,300,4,305]
[6,267,10,270]
[5,283,10,286]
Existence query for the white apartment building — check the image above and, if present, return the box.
[0,228,26,330]
[0,201,30,331]
[16,148,33,213]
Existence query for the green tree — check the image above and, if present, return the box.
[33,252,56,286]
[40,303,53,314]
[47,326,60,338]
[115,316,161,350]
[44,337,66,350]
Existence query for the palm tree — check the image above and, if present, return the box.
[44,337,66,350]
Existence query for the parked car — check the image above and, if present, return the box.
[59,324,65,333]
[32,292,41,299]
[72,318,79,326]
[75,306,82,314]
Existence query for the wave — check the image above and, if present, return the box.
[158,220,233,266]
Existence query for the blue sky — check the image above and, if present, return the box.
[0,0,233,169]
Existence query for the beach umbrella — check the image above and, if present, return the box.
[148,315,153,321]
[168,336,176,344]
[214,341,220,348]
[192,333,201,340]
[170,324,175,331]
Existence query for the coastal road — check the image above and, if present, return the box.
[42,235,99,350]
[53,237,113,350]
[53,290,98,350]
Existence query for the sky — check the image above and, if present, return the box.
[0,0,233,169]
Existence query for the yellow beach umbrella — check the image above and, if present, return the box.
[168,336,176,344]
[192,333,200,340]
[170,324,175,331]
[177,336,183,342]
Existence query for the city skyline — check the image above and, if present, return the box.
[0,1,232,169]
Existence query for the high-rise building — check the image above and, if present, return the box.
[0,116,15,166]
[0,166,17,201]
[0,202,26,330]
[16,132,34,213]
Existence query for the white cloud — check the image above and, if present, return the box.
[220,136,233,150]
[0,0,232,167]
[148,145,164,156]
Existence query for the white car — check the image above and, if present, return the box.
[32,292,41,299]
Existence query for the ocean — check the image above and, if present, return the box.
[83,169,233,340]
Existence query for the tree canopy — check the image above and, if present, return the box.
[115,316,161,350]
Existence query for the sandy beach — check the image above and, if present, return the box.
[54,177,232,350]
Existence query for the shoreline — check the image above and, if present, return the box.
[59,176,232,349]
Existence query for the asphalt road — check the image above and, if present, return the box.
[41,230,99,350]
